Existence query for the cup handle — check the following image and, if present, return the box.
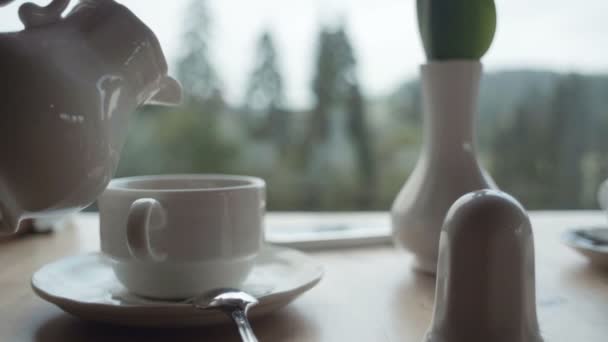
[127,198,167,262]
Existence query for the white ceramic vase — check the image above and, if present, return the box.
[391,60,496,274]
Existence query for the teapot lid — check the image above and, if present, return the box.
[0,0,71,29]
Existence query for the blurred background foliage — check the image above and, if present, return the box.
[116,0,608,211]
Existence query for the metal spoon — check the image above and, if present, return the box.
[192,288,259,342]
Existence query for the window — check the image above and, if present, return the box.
[2,0,606,211]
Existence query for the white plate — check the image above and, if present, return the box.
[32,246,323,327]
[266,213,391,250]
[562,226,608,268]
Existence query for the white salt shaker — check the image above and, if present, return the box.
[425,190,543,342]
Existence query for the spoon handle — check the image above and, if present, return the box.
[230,309,259,342]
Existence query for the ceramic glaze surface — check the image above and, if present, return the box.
[98,174,266,299]
[31,247,324,327]
[562,227,608,268]
[425,190,543,342]
[391,61,495,274]
[0,0,181,234]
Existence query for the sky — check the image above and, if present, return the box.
[1,0,607,108]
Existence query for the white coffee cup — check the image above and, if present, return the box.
[98,174,265,299]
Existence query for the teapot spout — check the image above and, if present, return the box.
[147,76,182,106]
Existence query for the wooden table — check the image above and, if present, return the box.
[1,212,607,341]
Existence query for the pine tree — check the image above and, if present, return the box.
[348,83,376,206]
[177,0,222,106]
[307,24,375,209]
[491,92,551,208]
[243,31,288,150]
[492,76,593,209]
[548,74,590,208]
[120,0,238,176]
[310,27,356,142]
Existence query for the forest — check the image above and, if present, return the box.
[115,1,608,211]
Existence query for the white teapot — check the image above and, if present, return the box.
[0,0,181,234]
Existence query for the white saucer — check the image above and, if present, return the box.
[32,246,323,327]
[562,226,608,268]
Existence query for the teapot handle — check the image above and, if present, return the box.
[126,198,168,261]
